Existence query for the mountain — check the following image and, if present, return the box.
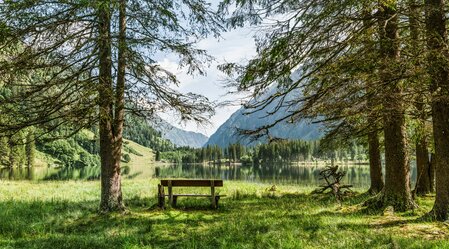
[123,115,175,152]
[205,87,323,147]
[151,118,209,148]
[124,115,208,149]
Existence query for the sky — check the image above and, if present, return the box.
[157,26,258,137]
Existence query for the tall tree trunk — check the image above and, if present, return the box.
[415,138,431,195]
[429,153,436,191]
[25,132,35,168]
[367,131,384,194]
[409,0,432,195]
[98,0,124,212]
[7,136,14,168]
[113,0,127,165]
[374,0,416,211]
[363,6,384,195]
[115,0,126,142]
[425,0,449,221]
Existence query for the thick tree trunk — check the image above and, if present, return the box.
[430,91,449,221]
[373,1,416,211]
[367,131,384,194]
[98,1,124,212]
[381,110,415,211]
[425,0,449,221]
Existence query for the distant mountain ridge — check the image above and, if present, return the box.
[205,86,323,147]
[150,118,209,148]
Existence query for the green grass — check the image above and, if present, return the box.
[0,180,448,249]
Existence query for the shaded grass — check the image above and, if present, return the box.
[0,180,448,249]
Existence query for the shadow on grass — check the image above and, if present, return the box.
[0,195,232,248]
[0,192,446,249]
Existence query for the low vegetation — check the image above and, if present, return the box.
[0,180,447,249]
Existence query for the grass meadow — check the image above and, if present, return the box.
[0,179,448,249]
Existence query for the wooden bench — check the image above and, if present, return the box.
[157,179,224,209]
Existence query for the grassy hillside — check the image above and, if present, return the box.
[121,139,155,179]
[0,180,448,249]
[34,130,154,169]
[123,139,154,165]
[0,122,161,170]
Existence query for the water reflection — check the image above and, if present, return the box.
[0,167,35,180]
[154,163,377,188]
[0,162,418,188]
[43,166,101,181]
[0,166,102,181]
[0,165,145,181]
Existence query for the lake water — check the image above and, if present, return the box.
[0,162,418,188]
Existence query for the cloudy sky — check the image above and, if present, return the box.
[157,25,258,137]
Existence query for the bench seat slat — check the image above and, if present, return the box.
[161,194,227,197]
[160,179,223,187]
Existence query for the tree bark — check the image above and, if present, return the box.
[363,6,384,195]
[7,136,15,168]
[115,0,126,139]
[409,0,432,196]
[25,132,35,168]
[425,0,449,221]
[367,131,384,194]
[415,138,431,195]
[374,0,416,211]
[98,0,124,212]
[429,153,436,191]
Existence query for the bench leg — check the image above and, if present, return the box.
[173,196,178,207]
[158,184,165,209]
[215,196,220,208]
[211,184,216,209]
[168,181,174,207]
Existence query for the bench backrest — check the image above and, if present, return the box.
[160,179,223,187]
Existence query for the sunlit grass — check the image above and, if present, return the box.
[0,179,448,248]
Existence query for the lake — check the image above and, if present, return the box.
[0,161,418,188]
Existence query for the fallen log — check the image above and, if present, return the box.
[312,165,353,203]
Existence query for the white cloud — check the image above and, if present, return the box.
[156,26,257,136]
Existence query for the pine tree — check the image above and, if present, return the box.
[219,0,424,211]
[0,0,223,212]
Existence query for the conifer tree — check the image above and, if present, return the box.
[0,0,223,212]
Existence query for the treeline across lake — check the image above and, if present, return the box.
[159,140,367,164]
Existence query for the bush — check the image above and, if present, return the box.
[122,153,131,163]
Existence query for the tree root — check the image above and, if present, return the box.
[363,190,417,213]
